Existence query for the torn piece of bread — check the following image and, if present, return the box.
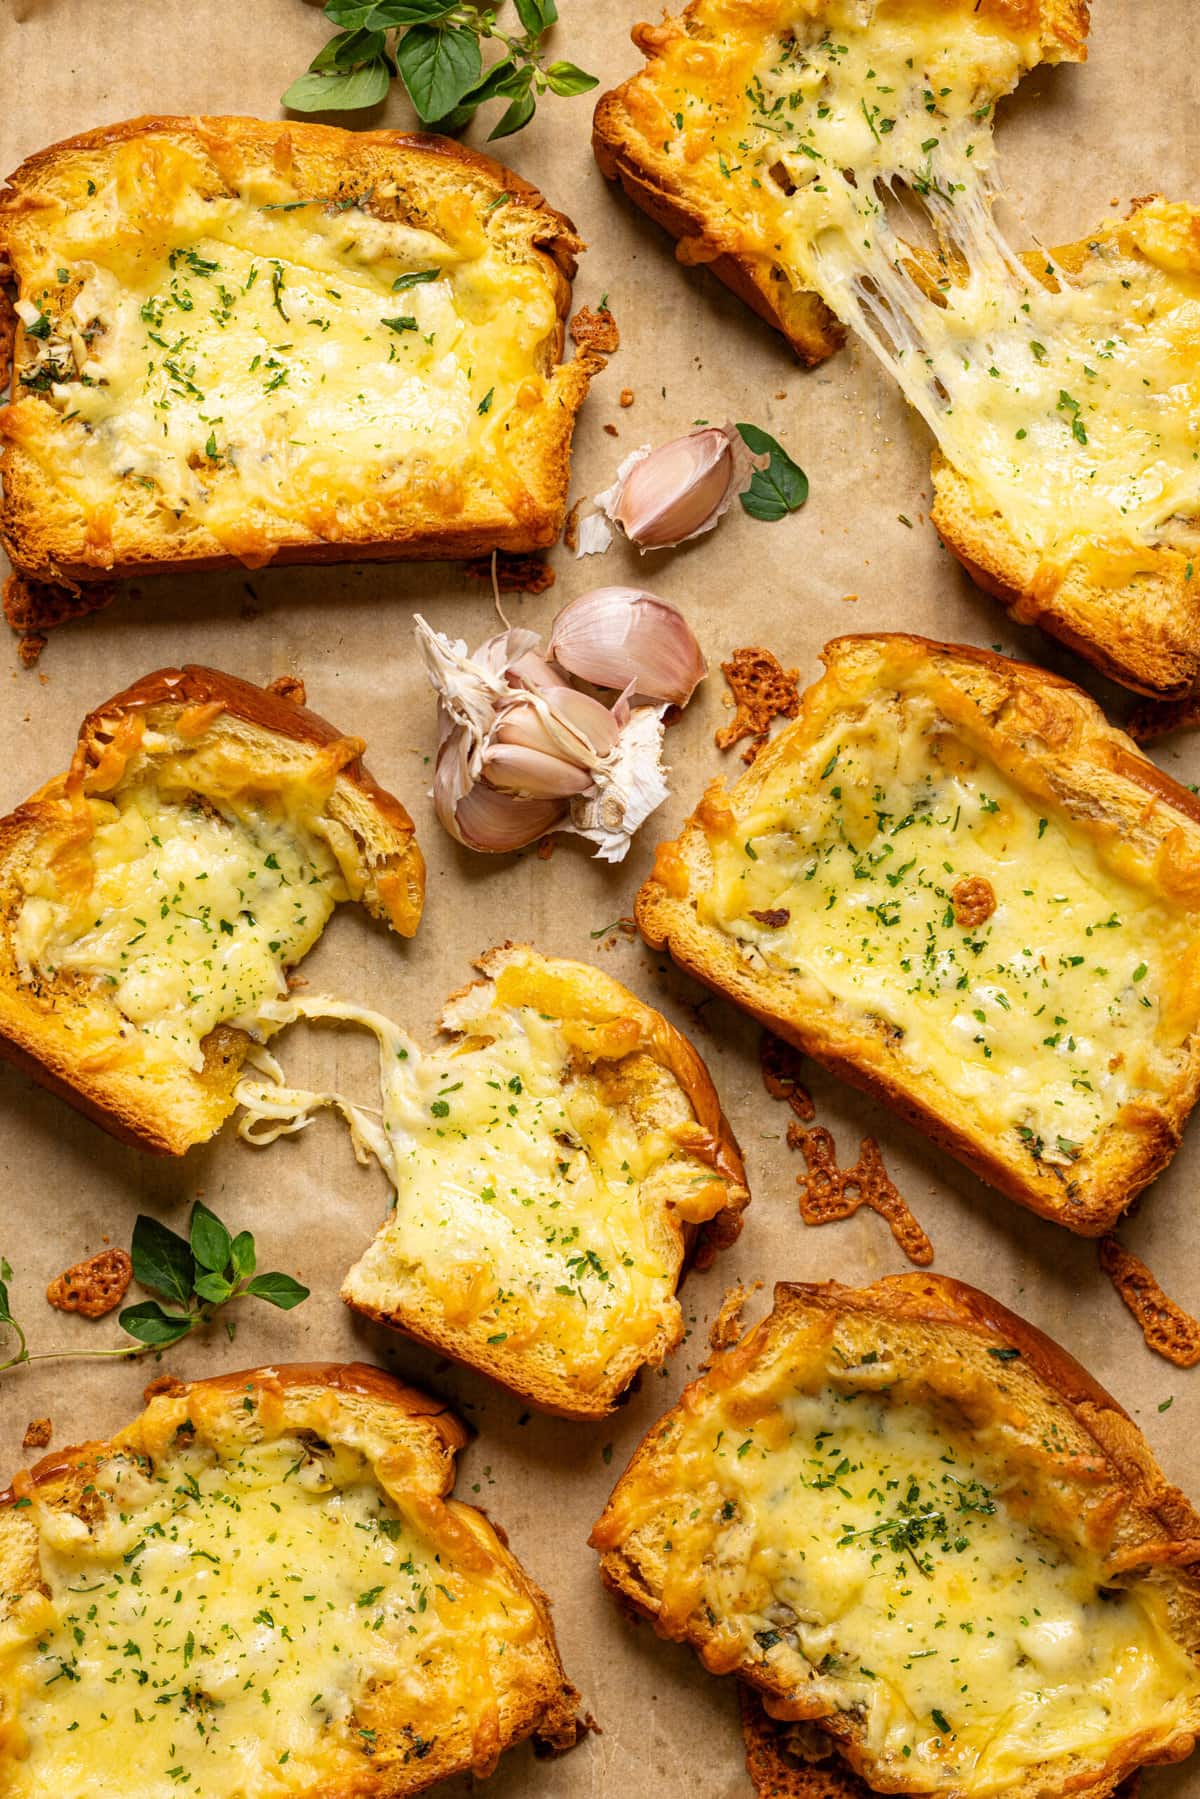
[636,634,1200,1235]
[595,3,1200,696]
[0,665,423,1155]
[739,1683,894,1799]
[740,1682,1146,1799]
[0,1363,581,1798]
[0,116,594,589]
[592,1275,1200,1798]
[236,942,749,1419]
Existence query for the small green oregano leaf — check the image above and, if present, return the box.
[190,1201,232,1277]
[283,61,392,114]
[118,1302,193,1347]
[488,88,537,141]
[244,1273,311,1311]
[543,60,599,97]
[736,423,809,521]
[130,1216,195,1308]
[396,23,481,122]
[513,0,557,30]
[194,1273,235,1307]
[230,1231,257,1282]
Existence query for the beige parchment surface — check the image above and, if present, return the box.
[1,2,1199,1794]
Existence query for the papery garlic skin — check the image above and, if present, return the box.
[548,588,706,706]
[568,705,671,863]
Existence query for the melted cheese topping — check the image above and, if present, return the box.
[16,785,345,1071]
[627,0,1200,563]
[0,1424,542,1797]
[602,1341,1200,1792]
[13,141,560,552]
[699,676,1198,1165]
[236,979,731,1398]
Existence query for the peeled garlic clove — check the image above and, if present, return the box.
[608,424,764,550]
[481,742,593,798]
[548,587,707,706]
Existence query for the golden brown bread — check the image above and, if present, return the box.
[235,941,749,1419]
[0,664,423,1154]
[342,942,748,1419]
[0,115,595,594]
[593,0,1087,363]
[593,1275,1200,1799]
[0,1363,581,1796]
[636,634,1200,1234]
[593,3,1200,699]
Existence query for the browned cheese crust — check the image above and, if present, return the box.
[593,1275,1200,1799]
[636,634,1200,1233]
[0,665,424,1154]
[0,1364,582,1794]
[0,115,597,588]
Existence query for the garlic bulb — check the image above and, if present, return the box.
[577,423,766,556]
[413,596,702,861]
[548,588,706,706]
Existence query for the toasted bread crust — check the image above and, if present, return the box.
[593,0,1088,361]
[0,1363,582,1794]
[342,942,750,1420]
[594,1275,1200,1799]
[636,634,1200,1234]
[593,82,843,366]
[591,7,1200,699]
[0,115,596,588]
[0,665,424,1155]
[738,1681,1144,1799]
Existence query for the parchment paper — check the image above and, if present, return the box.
[1,4,1198,1794]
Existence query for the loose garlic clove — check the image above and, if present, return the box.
[548,588,707,706]
[604,423,764,551]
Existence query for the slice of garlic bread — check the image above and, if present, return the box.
[595,4,1200,696]
[0,665,423,1154]
[637,634,1200,1234]
[0,116,593,589]
[0,1363,580,1798]
[593,1275,1200,1799]
[238,942,749,1418]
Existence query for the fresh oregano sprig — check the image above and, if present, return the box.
[0,1202,309,1375]
[283,0,597,140]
